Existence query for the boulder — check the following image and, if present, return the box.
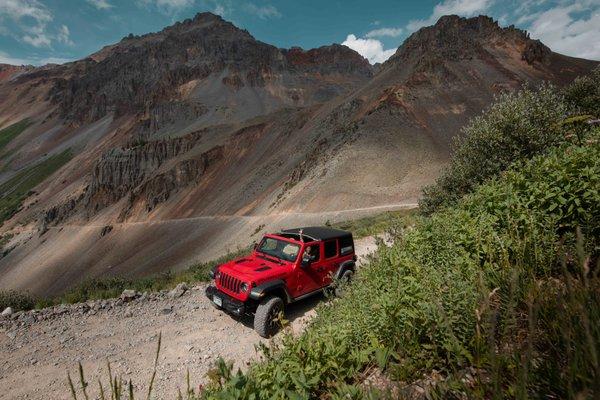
[1,307,13,317]
[120,289,138,302]
[168,282,188,298]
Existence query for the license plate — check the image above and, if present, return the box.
[213,295,222,307]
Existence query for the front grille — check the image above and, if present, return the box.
[218,272,243,293]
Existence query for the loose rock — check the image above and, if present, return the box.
[168,283,188,298]
[120,289,138,302]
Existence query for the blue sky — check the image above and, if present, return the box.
[0,0,599,66]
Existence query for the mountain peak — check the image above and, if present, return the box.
[282,44,373,76]
[385,14,550,67]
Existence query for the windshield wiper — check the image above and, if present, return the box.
[257,253,284,265]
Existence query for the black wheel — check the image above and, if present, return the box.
[334,269,354,297]
[254,295,284,338]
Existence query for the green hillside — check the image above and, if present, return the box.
[0,119,31,155]
[0,150,72,226]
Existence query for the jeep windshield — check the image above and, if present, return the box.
[256,237,300,262]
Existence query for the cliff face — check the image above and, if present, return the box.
[0,13,597,296]
[49,13,372,128]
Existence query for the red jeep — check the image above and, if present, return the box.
[205,227,356,337]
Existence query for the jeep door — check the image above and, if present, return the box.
[318,239,339,287]
[292,242,324,297]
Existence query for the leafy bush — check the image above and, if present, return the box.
[0,290,36,311]
[564,66,600,116]
[420,68,600,216]
[419,83,569,214]
[330,208,417,239]
[201,138,599,399]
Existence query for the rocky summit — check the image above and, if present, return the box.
[0,13,597,297]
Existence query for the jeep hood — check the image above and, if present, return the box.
[218,254,289,282]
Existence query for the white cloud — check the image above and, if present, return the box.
[245,3,281,19]
[0,50,73,66]
[0,0,52,24]
[56,24,73,46]
[22,32,51,47]
[365,27,403,38]
[0,50,30,65]
[407,0,494,31]
[214,4,226,16]
[342,34,396,64]
[86,0,113,10]
[0,0,74,48]
[137,0,195,14]
[0,0,53,47]
[526,4,600,60]
[37,56,72,65]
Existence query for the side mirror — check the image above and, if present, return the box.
[253,241,258,250]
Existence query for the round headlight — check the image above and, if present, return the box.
[240,283,248,292]
[215,271,221,280]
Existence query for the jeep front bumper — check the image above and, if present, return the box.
[205,285,247,316]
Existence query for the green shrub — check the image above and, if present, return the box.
[420,83,569,214]
[331,208,417,239]
[564,66,600,116]
[0,290,36,311]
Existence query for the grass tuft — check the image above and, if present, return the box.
[0,149,72,226]
[0,118,31,154]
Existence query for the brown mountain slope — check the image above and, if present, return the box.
[0,14,596,296]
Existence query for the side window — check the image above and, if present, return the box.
[303,244,320,262]
[339,236,353,256]
[324,240,337,259]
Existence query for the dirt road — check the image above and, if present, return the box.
[0,237,379,400]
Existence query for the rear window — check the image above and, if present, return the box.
[339,236,353,256]
[324,240,337,258]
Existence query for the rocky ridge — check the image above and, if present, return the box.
[385,15,550,68]
[49,12,372,126]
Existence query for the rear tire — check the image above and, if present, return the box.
[254,295,284,338]
[334,269,354,297]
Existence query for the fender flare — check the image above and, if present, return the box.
[249,279,292,303]
[334,260,356,280]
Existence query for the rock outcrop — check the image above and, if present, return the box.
[49,12,372,126]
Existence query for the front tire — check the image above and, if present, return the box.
[254,295,284,338]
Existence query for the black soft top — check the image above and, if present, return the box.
[278,226,353,241]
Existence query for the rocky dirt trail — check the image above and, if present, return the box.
[0,237,380,400]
